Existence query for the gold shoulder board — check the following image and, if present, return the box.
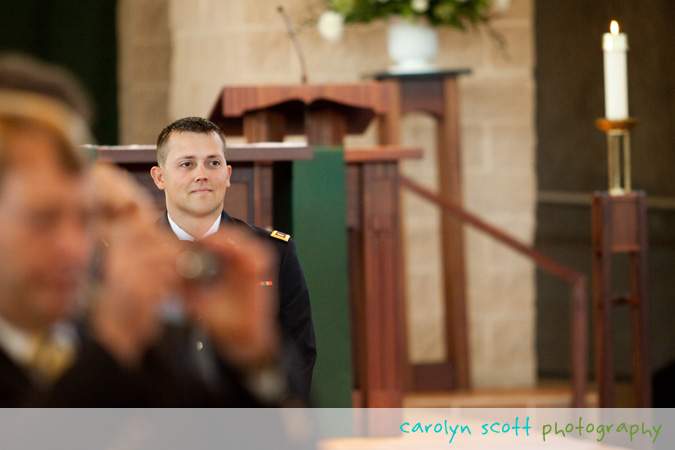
[270,230,291,242]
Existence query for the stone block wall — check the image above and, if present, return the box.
[117,0,172,144]
[118,0,537,389]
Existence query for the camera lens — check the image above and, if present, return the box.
[175,244,222,284]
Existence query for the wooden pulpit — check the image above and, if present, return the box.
[208,83,417,408]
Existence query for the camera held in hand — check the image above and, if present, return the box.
[175,242,227,285]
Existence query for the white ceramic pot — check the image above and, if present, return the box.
[386,19,438,73]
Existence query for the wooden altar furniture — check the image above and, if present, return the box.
[592,191,651,407]
[345,145,422,409]
[208,82,416,408]
[94,143,312,224]
[374,70,471,392]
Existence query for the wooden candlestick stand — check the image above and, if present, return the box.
[592,118,651,407]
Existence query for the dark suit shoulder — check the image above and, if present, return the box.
[0,348,34,407]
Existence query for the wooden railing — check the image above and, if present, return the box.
[400,175,588,407]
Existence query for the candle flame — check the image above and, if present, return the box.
[610,20,619,35]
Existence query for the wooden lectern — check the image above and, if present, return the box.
[209,82,416,407]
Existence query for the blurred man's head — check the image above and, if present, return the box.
[0,54,94,331]
[151,117,231,222]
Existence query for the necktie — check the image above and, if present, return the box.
[28,333,75,386]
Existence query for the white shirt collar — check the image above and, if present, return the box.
[0,315,76,368]
[167,213,221,241]
[0,315,35,367]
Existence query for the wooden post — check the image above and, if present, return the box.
[592,191,651,407]
[375,70,471,392]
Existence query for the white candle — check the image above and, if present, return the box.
[603,20,629,119]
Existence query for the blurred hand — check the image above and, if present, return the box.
[181,226,280,372]
[83,164,281,373]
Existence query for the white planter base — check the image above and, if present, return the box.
[387,20,439,74]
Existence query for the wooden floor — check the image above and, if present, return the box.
[402,378,642,408]
[403,381,600,408]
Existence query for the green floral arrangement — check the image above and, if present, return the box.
[317,0,502,41]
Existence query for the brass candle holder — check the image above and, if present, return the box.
[595,118,639,195]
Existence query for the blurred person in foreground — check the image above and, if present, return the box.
[0,54,289,407]
[150,117,316,403]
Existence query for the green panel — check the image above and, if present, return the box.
[0,1,118,144]
[291,146,352,407]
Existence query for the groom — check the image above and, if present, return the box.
[150,117,316,403]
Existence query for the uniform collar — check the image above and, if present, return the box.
[167,212,222,241]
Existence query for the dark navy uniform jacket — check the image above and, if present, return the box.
[160,210,316,403]
[0,325,265,407]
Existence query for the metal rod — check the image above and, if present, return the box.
[400,174,588,406]
[400,175,585,285]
